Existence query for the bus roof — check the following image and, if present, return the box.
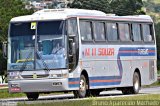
[10,8,153,22]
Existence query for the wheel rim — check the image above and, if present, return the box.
[80,79,86,92]
[134,79,139,90]
[134,74,140,92]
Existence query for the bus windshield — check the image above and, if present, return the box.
[8,21,67,71]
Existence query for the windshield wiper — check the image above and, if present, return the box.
[36,51,50,72]
[20,51,33,72]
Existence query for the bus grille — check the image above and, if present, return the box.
[21,74,49,79]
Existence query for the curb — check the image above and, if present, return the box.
[0,84,8,87]
[0,84,8,90]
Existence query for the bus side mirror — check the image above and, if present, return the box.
[71,42,76,55]
[69,38,76,56]
[2,42,7,58]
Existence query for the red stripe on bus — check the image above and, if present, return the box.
[119,50,155,53]
[90,79,121,83]
[69,81,79,84]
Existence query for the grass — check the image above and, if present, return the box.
[143,81,160,88]
[0,89,68,99]
[18,94,160,106]
[0,89,25,99]
[158,70,160,75]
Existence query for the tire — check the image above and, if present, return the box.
[132,72,141,94]
[26,93,39,100]
[73,75,89,98]
[122,72,140,94]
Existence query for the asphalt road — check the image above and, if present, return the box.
[0,86,160,105]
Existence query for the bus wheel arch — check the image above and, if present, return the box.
[121,68,141,95]
[73,70,90,98]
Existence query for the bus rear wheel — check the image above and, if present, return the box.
[73,74,89,98]
[122,72,140,94]
[26,92,39,100]
[132,72,141,94]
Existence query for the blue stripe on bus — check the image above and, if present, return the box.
[69,47,156,88]
[119,53,155,56]
[119,47,155,51]
[69,78,80,82]
[89,76,122,80]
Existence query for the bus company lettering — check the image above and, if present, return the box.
[84,48,114,56]
[138,49,149,55]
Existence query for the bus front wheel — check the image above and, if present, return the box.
[26,92,39,100]
[73,74,89,98]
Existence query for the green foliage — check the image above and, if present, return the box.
[156,22,160,69]
[0,0,34,77]
[144,0,160,13]
[0,50,6,75]
[0,89,25,99]
[110,0,145,15]
[69,0,145,15]
[0,0,34,42]
[144,0,160,69]
[69,0,111,13]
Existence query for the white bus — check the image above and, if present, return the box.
[6,9,157,100]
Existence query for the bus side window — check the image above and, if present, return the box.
[132,23,142,41]
[119,23,130,41]
[142,24,153,42]
[93,22,105,41]
[107,23,118,41]
[68,19,77,36]
[80,21,92,41]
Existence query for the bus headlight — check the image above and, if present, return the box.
[8,71,21,80]
[49,73,68,78]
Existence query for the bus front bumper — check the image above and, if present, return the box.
[8,78,69,93]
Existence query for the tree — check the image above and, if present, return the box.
[0,0,34,82]
[155,22,160,69]
[69,0,112,13]
[0,0,33,42]
[110,0,145,15]
[69,0,145,15]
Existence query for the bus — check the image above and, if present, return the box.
[5,8,157,100]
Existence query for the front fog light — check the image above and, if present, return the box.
[8,71,21,80]
[11,84,20,88]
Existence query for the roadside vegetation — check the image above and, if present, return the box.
[0,89,25,99]
[144,81,160,88]
[0,89,70,99]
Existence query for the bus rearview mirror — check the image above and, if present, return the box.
[2,41,7,58]
[71,42,76,55]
